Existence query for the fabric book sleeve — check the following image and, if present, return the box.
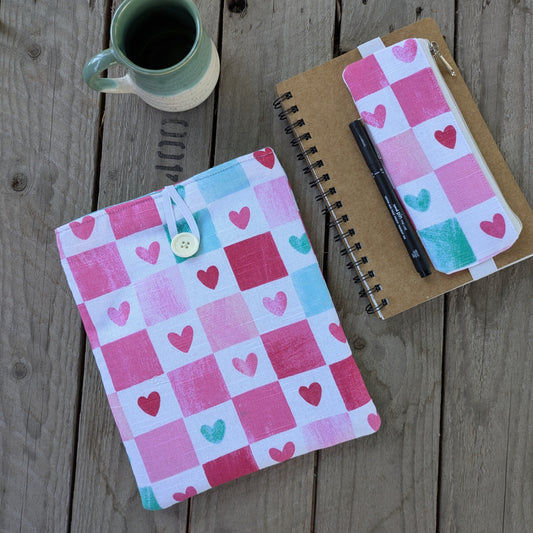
[55,147,379,510]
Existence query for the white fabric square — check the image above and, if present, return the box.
[356,86,410,144]
[182,401,249,464]
[118,375,183,437]
[412,112,470,169]
[396,172,456,230]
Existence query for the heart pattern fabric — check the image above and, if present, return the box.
[56,148,378,510]
[343,38,520,273]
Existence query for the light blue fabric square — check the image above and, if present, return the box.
[166,208,221,263]
[195,161,249,203]
[291,264,334,317]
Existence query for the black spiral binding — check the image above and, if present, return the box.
[274,91,389,316]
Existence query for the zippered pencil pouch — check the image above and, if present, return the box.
[55,148,379,510]
[343,37,522,275]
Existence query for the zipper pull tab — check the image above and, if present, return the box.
[429,41,457,77]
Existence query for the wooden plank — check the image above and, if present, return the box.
[314,4,455,531]
[0,1,105,532]
[439,2,533,531]
[69,1,219,530]
[188,1,336,531]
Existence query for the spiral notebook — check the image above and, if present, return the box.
[274,18,533,319]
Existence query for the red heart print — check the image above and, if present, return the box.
[232,353,258,377]
[299,382,322,406]
[136,242,160,265]
[361,105,386,128]
[197,266,219,289]
[367,413,381,432]
[70,216,95,240]
[329,322,347,343]
[480,213,506,238]
[253,147,275,169]
[168,326,194,353]
[434,125,457,149]
[137,391,160,417]
[263,291,287,316]
[107,302,130,326]
[173,486,197,502]
[392,38,418,62]
[229,206,250,229]
[269,442,296,463]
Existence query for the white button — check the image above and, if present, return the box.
[171,232,199,257]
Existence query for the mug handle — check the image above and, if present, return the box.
[83,48,135,93]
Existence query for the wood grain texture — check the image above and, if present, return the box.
[439,2,533,531]
[0,1,105,532]
[69,1,219,531]
[314,3,455,532]
[188,1,336,531]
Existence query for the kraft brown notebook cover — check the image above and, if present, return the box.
[275,18,533,319]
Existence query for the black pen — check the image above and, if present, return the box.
[349,119,431,278]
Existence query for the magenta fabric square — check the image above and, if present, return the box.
[329,356,372,411]
[67,243,131,301]
[342,55,389,100]
[135,420,199,482]
[197,294,259,352]
[135,265,190,326]
[378,129,433,186]
[232,382,296,443]
[101,330,163,391]
[202,446,259,487]
[435,154,495,213]
[56,149,378,509]
[168,355,231,416]
[391,68,449,127]
[106,197,162,240]
[261,320,325,379]
[254,177,300,228]
[224,232,288,291]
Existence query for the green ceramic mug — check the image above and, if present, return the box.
[83,0,219,112]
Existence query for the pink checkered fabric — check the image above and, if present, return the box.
[343,38,520,274]
[56,148,379,509]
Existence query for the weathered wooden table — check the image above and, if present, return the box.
[2,1,532,531]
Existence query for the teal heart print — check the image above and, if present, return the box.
[289,234,311,254]
[201,419,226,443]
[404,188,430,212]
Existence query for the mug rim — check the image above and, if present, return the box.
[110,0,203,75]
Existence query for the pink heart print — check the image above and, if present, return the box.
[135,241,160,265]
[392,38,418,62]
[232,353,258,377]
[367,413,381,432]
[69,216,95,240]
[173,486,197,502]
[263,291,287,316]
[299,382,322,406]
[434,125,457,149]
[329,322,347,343]
[107,301,130,326]
[480,213,506,238]
[361,104,386,128]
[197,266,219,289]
[269,441,296,462]
[229,207,251,229]
[253,147,275,169]
[168,326,194,353]
[137,391,161,417]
